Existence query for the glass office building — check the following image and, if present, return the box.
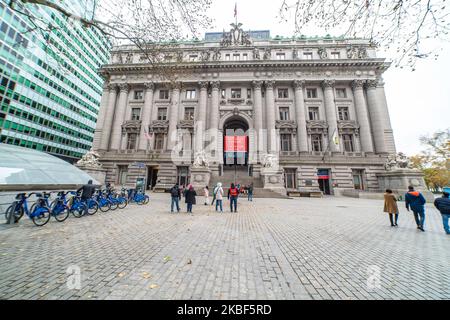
[0,0,110,163]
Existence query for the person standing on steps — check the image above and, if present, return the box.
[434,191,450,235]
[203,186,209,205]
[248,183,254,202]
[405,186,426,232]
[170,183,181,213]
[184,185,197,215]
[228,183,239,213]
[214,182,224,213]
[383,189,399,227]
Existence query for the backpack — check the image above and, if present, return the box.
[230,188,238,197]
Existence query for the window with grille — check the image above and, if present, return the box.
[338,107,350,120]
[134,90,144,100]
[342,134,354,152]
[131,108,141,121]
[306,88,318,99]
[157,108,167,120]
[184,107,195,120]
[308,107,319,120]
[159,90,169,100]
[311,134,323,151]
[280,134,292,151]
[278,88,289,99]
[279,107,290,120]
[127,133,137,150]
[185,89,196,100]
[154,133,165,150]
[284,168,297,189]
[352,169,365,190]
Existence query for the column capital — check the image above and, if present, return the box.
[198,81,209,89]
[107,83,117,91]
[211,81,220,90]
[293,80,305,90]
[144,82,155,90]
[366,79,382,89]
[118,83,129,93]
[264,80,275,90]
[351,80,365,90]
[252,80,263,89]
[321,80,335,89]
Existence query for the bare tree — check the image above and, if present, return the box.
[279,0,450,69]
[6,0,213,76]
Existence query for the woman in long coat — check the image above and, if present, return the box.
[384,189,399,227]
[184,185,197,214]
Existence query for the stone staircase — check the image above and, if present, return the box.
[209,166,289,199]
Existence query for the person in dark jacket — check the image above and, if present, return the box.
[228,183,239,213]
[170,184,181,213]
[434,192,450,234]
[77,180,96,216]
[184,185,197,214]
[247,183,254,202]
[405,186,426,231]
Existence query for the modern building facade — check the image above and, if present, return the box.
[0,0,110,163]
[95,23,396,195]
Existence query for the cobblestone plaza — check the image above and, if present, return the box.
[0,194,448,300]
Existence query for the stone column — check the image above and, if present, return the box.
[139,82,155,150]
[195,81,208,152]
[99,84,118,151]
[265,80,277,153]
[352,80,374,154]
[92,83,110,150]
[252,81,265,156]
[366,79,388,154]
[209,81,220,159]
[375,79,396,154]
[110,83,129,150]
[293,80,308,153]
[321,80,339,152]
[167,83,181,150]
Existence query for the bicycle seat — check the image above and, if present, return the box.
[35,193,43,198]
[15,193,26,200]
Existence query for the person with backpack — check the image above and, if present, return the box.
[383,189,399,227]
[405,186,427,231]
[184,185,197,214]
[228,183,239,213]
[434,191,450,235]
[214,183,224,213]
[170,183,181,213]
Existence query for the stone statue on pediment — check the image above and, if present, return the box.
[253,48,260,60]
[263,48,271,60]
[200,50,210,62]
[347,46,358,59]
[318,47,327,59]
[220,22,252,47]
[125,53,133,64]
[77,148,102,168]
[292,48,299,59]
[358,47,368,59]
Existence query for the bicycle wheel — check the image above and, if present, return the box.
[87,200,98,215]
[109,200,119,211]
[32,207,51,227]
[143,195,150,205]
[71,203,85,218]
[5,205,23,223]
[99,201,111,212]
[52,202,69,222]
[117,198,128,209]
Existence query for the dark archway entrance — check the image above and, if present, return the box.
[223,117,249,167]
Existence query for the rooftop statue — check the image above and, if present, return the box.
[220,22,252,47]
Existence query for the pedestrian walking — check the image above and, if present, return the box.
[228,183,239,213]
[185,185,197,214]
[204,186,209,205]
[405,186,426,231]
[434,191,450,235]
[383,189,399,227]
[170,183,181,213]
[214,182,224,212]
[248,183,254,202]
[76,180,96,216]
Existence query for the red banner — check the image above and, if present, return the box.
[224,136,248,152]
[224,136,235,152]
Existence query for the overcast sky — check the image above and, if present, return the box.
[202,0,450,156]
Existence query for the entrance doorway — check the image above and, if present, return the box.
[317,169,331,195]
[147,166,158,190]
[223,117,249,167]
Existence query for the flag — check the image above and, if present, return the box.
[234,3,237,18]
[144,127,152,140]
[332,130,339,146]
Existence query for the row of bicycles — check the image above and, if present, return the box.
[4,188,150,227]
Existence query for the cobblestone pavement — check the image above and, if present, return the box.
[0,193,449,300]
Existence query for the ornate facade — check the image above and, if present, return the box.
[93,23,396,195]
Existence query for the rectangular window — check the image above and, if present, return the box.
[276,53,286,60]
[306,88,318,99]
[352,169,365,190]
[134,90,144,100]
[338,107,350,121]
[280,134,292,151]
[118,165,128,185]
[221,89,226,99]
[185,89,196,100]
[284,168,297,189]
[159,90,169,100]
[177,166,190,186]
[131,108,141,121]
[331,52,341,59]
[231,89,241,99]
[225,54,230,61]
[242,53,248,60]
[278,88,289,99]
[233,53,240,60]
[336,88,347,98]
[279,107,290,121]
[343,134,354,152]
[127,133,138,150]
[157,108,167,120]
[184,107,195,120]
[154,133,165,150]
[311,134,323,151]
[303,52,313,60]
[308,107,320,120]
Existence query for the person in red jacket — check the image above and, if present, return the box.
[228,183,239,213]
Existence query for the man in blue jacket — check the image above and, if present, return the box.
[405,186,427,231]
[434,192,450,234]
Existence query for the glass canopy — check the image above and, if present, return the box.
[0,144,98,186]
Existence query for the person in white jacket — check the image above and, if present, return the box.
[214,183,224,213]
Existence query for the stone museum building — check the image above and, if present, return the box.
[93,23,397,195]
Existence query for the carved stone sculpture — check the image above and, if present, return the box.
[262,153,278,169]
[253,48,260,60]
[193,151,209,168]
[77,148,102,168]
[318,47,328,59]
[385,152,412,171]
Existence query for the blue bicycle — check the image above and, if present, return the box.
[68,192,87,218]
[94,190,111,212]
[5,193,51,227]
[127,188,149,205]
[49,191,70,222]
